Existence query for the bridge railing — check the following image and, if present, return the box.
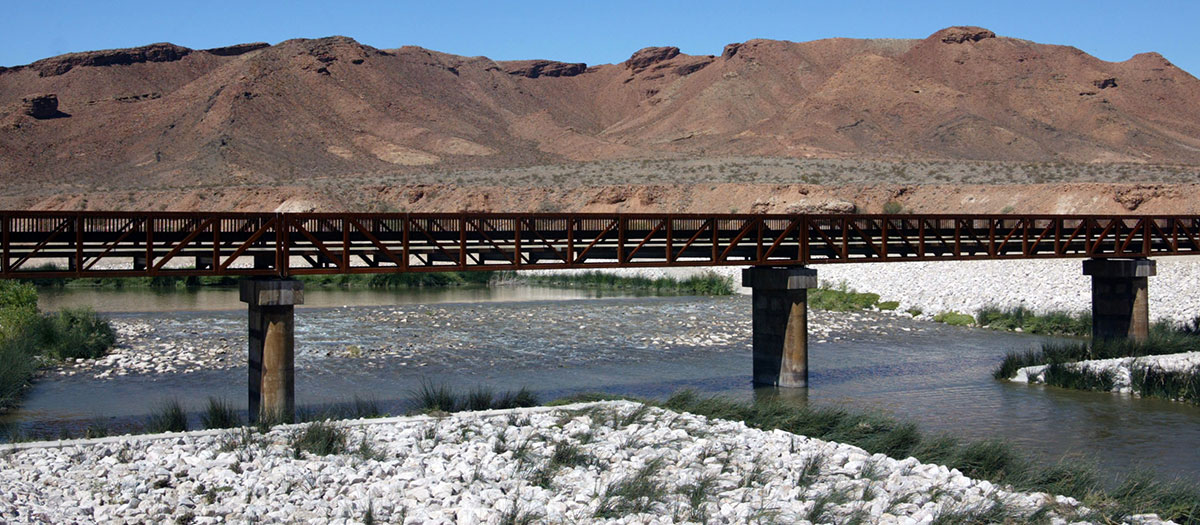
[2,211,1199,278]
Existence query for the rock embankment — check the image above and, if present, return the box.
[579,255,1200,324]
[0,402,1158,524]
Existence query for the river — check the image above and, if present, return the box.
[7,285,1200,483]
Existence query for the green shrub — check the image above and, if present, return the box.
[0,337,37,409]
[933,311,974,326]
[0,281,39,342]
[33,308,116,360]
[877,300,900,311]
[882,201,904,214]
[0,281,37,311]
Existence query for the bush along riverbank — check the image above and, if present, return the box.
[808,281,899,312]
[929,304,1093,336]
[521,271,735,295]
[997,321,1200,404]
[3,389,1196,523]
[0,281,116,410]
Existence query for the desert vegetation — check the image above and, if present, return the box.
[0,280,115,409]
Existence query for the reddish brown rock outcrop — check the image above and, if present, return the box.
[625,46,680,71]
[29,43,192,77]
[21,94,62,119]
[502,60,587,78]
[202,42,270,56]
[936,26,997,44]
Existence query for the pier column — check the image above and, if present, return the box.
[1082,258,1155,342]
[240,279,303,422]
[742,266,818,388]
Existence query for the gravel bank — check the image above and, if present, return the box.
[547,255,1200,324]
[0,401,1163,524]
[1012,351,1200,394]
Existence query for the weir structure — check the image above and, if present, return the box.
[2,211,1198,418]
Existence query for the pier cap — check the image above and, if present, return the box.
[240,279,305,306]
[742,266,818,290]
[1082,259,1157,278]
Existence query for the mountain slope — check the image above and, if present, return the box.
[2,26,1199,190]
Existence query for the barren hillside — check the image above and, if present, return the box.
[2,26,1199,213]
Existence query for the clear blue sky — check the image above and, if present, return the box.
[3,1,1197,76]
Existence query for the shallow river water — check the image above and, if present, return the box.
[9,286,1200,483]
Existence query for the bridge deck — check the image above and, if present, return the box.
[2,211,1198,279]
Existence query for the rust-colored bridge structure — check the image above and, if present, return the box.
[2,210,1194,420]
[2,211,1199,278]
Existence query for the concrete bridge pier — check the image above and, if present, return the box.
[1082,258,1155,341]
[240,279,303,422]
[742,266,818,388]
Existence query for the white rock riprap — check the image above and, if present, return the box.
[541,256,1200,324]
[0,402,1167,524]
[1013,351,1200,395]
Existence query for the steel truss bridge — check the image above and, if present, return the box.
[1,211,1198,279]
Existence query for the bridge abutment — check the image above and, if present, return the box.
[240,279,303,422]
[743,266,818,388]
[1082,258,1155,342]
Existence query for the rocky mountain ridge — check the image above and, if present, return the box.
[2,27,1199,212]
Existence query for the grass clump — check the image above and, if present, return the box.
[594,457,668,518]
[200,397,241,429]
[932,311,975,327]
[413,382,539,413]
[146,399,188,433]
[975,305,1090,336]
[415,380,457,412]
[808,282,881,312]
[492,387,539,409]
[1130,366,1200,404]
[1042,363,1117,392]
[882,201,905,214]
[290,420,349,457]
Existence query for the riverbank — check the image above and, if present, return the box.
[0,400,1180,524]
[23,269,736,295]
[560,256,1200,325]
